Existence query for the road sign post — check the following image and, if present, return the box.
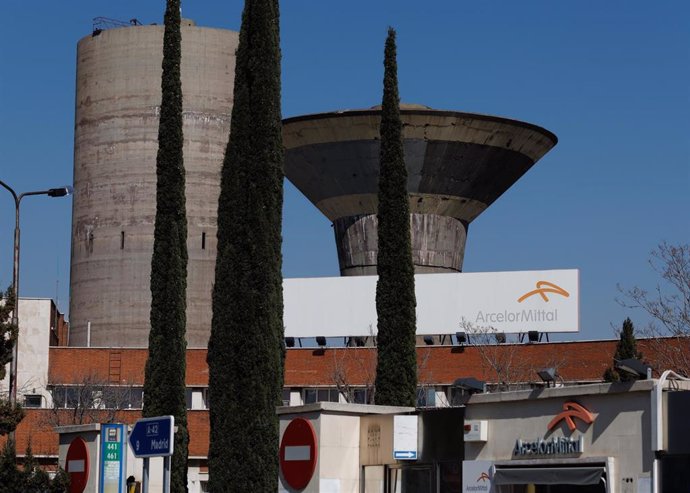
[128,416,175,493]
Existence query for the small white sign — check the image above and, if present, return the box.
[393,415,418,461]
[464,420,488,442]
[462,460,493,493]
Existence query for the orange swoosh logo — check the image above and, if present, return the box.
[477,472,490,482]
[548,402,594,432]
[518,281,570,303]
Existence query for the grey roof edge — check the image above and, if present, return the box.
[277,401,415,416]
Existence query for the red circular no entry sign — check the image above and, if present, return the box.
[65,436,90,493]
[280,418,318,490]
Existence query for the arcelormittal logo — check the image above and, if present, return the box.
[547,402,594,432]
[518,281,570,303]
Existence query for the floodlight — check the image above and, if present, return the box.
[315,336,327,347]
[527,331,540,343]
[452,377,486,394]
[455,331,468,345]
[537,367,557,386]
[423,335,434,345]
[615,358,651,379]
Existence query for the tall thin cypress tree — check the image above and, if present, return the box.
[604,317,643,382]
[143,1,189,491]
[207,0,284,490]
[374,28,418,407]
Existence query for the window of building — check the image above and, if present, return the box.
[51,385,143,410]
[303,388,340,404]
[24,394,42,408]
[202,232,206,250]
[281,389,291,406]
[352,388,369,404]
[417,387,436,407]
[51,386,83,409]
[100,386,143,409]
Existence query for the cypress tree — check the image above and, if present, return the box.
[604,317,643,382]
[374,28,418,407]
[143,1,189,491]
[0,287,23,435]
[0,440,21,491]
[207,0,284,490]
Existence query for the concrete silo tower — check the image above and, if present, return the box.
[69,20,238,347]
[282,105,557,276]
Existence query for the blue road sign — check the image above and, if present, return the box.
[394,450,417,460]
[128,415,175,458]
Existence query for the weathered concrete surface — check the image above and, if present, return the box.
[283,108,557,274]
[69,24,238,348]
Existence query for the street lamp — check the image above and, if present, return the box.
[0,180,73,415]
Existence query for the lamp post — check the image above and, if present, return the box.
[0,180,72,417]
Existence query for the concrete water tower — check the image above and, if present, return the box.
[282,105,558,276]
[69,20,238,348]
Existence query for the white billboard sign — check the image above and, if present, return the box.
[283,270,579,338]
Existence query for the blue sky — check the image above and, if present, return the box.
[1,1,688,340]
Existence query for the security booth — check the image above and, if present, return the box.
[278,402,415,493]
[57,423,129,493]
[461,377,690,493]
[57,424,102,493]
[57,422,136,493]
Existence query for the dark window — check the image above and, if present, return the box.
[101,386,143,409]
[402,466,434,493]
[120,231,125,249]
[202,232,206,250]
[24,395,42,408]
[282,389,291,406]
[353,388,368,404]
[417,387,436,407]
[304,388,339,404]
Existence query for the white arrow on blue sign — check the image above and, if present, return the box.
[394,450,417,460]
[128,415,175,458]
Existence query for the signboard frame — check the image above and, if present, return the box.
[99,423,127,493]
[128,415,175,458]
[393,415,418,461]
[283,270,579,338]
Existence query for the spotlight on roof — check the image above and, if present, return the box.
[423,335,434,345]
[354,337,366,347]
[452,377,486,394]
[615,358,651,379]
[527,331,540,343]
[315,336,327,347]
[455,331,468,345]
[495,332,506,344]
[285,337,295,348]
[537,367,557,387]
